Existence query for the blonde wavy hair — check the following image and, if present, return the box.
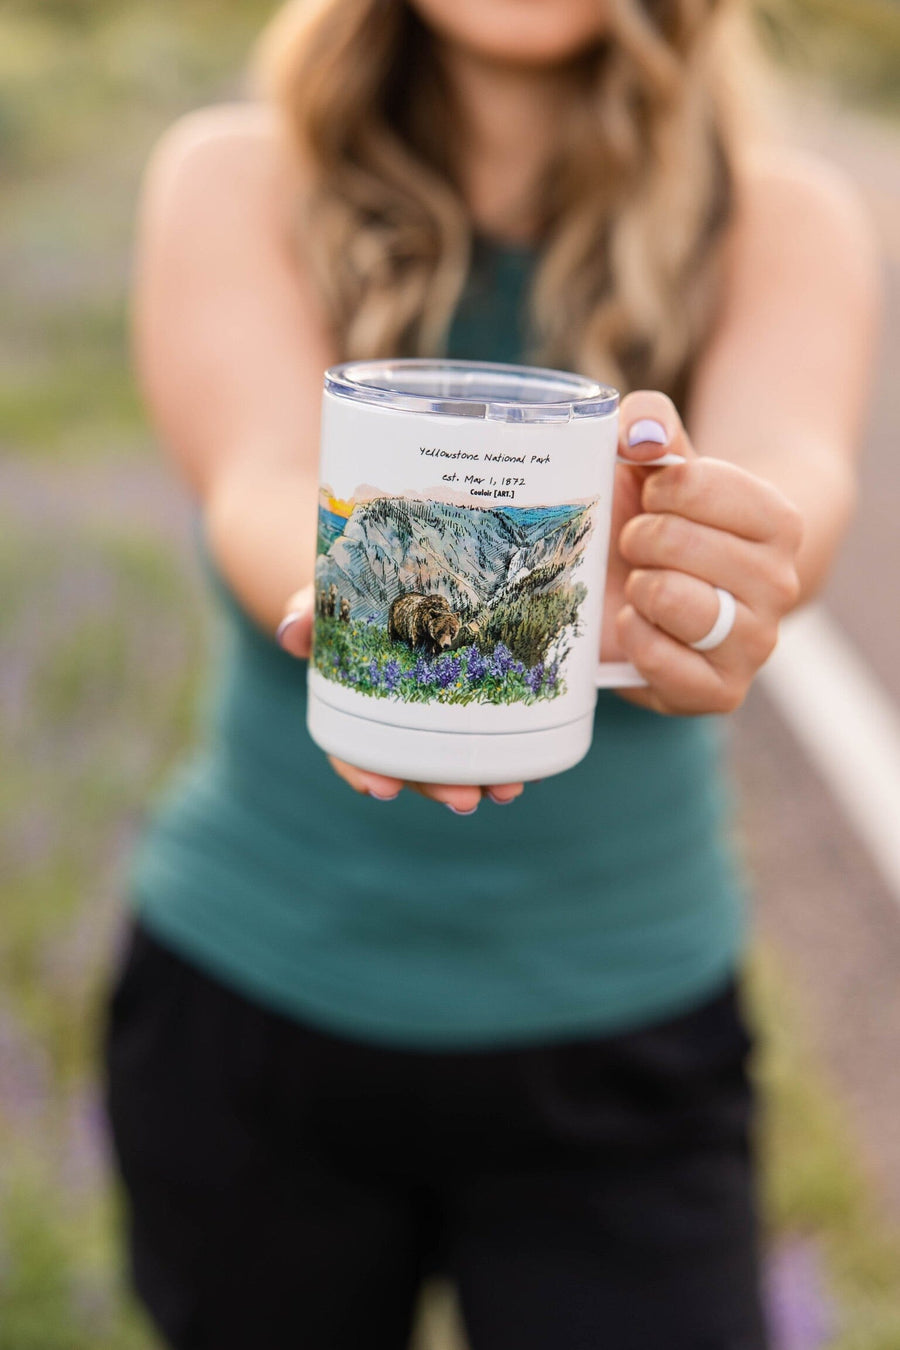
[255,0,776,405]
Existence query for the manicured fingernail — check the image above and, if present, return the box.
[486,790,516,805]
[369,789,399,802]
[275,611,305,649]
[627,418,667,447]
[446,803,478,815]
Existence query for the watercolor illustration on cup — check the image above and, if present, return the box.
[312,485,597,705]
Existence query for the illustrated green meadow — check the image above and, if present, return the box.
[311,585,584,706]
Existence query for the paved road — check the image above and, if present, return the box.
[730,85,900,1219]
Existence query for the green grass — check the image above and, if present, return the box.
[477,569,587,666]
[312,607,571,704]
[0,302,145,456]
[0,520,202,1345]
[749,950,900,1347]
[0,0,270,464]
[0,1,272,177]
[0,1161,160,1350]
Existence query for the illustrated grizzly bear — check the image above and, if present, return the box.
[326,582,337,617]
[388,593,461,655]
[339,596,351,623]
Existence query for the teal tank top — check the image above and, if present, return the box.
[130,237,746,1048]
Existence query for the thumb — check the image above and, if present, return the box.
[618,391,694,468]
[275,582,315,659]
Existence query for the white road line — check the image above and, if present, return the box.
[760,604,900,904]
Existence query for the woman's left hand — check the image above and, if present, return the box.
[607,390,805,716]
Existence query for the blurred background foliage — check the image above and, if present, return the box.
[757,0,900,113]
[2,1,900,1347]
[1,0,899,465]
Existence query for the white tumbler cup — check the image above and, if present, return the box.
[307,358,655,785]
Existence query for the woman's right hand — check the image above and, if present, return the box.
[276,586,525,813]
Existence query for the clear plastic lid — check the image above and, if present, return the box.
[324,358,618,424]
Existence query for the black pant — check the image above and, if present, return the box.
[102,918,769,1350]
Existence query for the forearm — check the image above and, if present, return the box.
[203,459,319,635]
[731,436,858,608]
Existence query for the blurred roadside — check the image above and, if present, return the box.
[728,66,900,1342]
[2,3,900,1347]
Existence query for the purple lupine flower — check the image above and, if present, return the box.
[384,659,401,693]
[512,660,525,674]
[435,656,462,688]
[546,660,560,690]
[368,659,381,687]
[763,1238,835,1350]
[465,645,487,683]
[525,662,545,694]
[0,1005,51,1128]
[61,1084,109,1198]
[413,655,433,685]
[488,642,515,678]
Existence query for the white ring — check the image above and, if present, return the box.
[689,587,737,653]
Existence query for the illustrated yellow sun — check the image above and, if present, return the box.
[326,494,355,517]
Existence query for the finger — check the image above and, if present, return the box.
[618,390,695,466]
[406,780,486,813]
[616,605,741,715]
[406,779,526,811]
[285,583,316,613]
[327,757,404,801]
[329,756,499,811]
[619,513,788,612]
[624,568,773,669]
[485,784,526,805]
[640,457,803,546]
[276,582,315,658]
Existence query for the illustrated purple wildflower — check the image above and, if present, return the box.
[512,661,525,675]
[384,659,401,693]
[413,655,433,685]
[546,660,560,690]
[488,643,514,678]
[366,614,377,625]
[525,662,545,694]
[435,656,462,688]
[368,659,381,687]
[465,645,487,682]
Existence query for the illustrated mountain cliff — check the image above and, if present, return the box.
[315,496,594,623]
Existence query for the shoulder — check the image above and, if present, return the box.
[685,142,883,458]
[733,143,877,245]
[144,100,301,186]
[138,101,307,244]
[725,142,881,302]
